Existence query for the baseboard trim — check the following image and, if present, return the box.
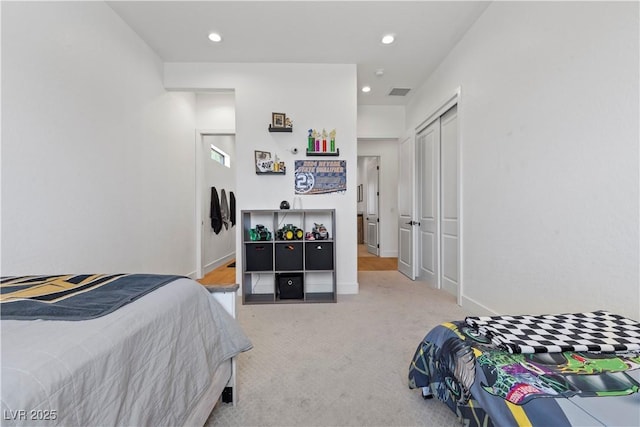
[204,253,235,274]
[186,253,236,280]
[338,281,359,295]
[460,294,498,316]
[379,250,398,258]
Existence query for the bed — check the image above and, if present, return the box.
[1,274,252,426]
[408,311,640,426]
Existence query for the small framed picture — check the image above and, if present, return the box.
[272,112,286,128]
[255,150,273,173]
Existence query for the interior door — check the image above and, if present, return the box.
[417,120,439,286]
[398,136,415,279]
[365,157,379,256]
[440,105,459,295]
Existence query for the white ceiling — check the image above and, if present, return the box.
[107,1,490,106]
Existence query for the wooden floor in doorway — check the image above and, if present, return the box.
[198,260,236,286]
[357,244,398,271]
[358,257,398,271]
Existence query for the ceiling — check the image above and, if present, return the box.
[107,1,491,106]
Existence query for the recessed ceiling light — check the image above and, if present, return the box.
[208,33,222,42]
[381,34,395,45]
[361,86,371,93]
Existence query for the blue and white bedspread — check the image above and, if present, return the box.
[1,277,253,426]
[0,274,183,320]
[409,318,640,427]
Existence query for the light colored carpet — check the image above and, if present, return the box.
[205,271,467,426]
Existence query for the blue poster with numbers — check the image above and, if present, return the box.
[294,160,346,195]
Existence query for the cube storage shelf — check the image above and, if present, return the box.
[242,209,336,304]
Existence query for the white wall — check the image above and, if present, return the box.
[164,63,359,294]
[357,141,400,257]
[357,105,405,139]
[1,2,197,275]
[196,92,236,131]
[406,1,639,319]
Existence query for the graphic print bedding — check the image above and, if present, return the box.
[408,312,640,427]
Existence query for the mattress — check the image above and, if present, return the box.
[1,277,252,426]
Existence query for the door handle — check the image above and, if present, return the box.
[405,221,421,226]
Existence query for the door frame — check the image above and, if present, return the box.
[194,128,235,279]
[414,87,463,305]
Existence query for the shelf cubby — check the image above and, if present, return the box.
[241,209,336,304]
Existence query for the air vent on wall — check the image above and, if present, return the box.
[388,87,411,96]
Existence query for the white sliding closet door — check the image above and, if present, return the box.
[416,104,459,296]
[417,120,439,286]
[440,106,459,295]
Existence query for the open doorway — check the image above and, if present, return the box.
[193,91,237,280]
[357,154,398,270]
[195,132,236,279]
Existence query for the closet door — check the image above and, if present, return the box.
[417,120,440,286]
[440,106,459,295]
[415,104,459,295]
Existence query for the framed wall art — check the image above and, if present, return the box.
[271,113,286,128]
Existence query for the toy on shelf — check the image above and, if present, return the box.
[311,223,329,240]
[249,224,272,241]
[277,224,304,241]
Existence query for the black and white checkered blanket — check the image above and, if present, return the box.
[465,310,640,354]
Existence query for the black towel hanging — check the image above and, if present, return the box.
[210,187,222,234]
[230,191,236,227]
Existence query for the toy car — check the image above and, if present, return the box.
[312,223,329,240]
[277,224,303,240]
[249,224,271,241]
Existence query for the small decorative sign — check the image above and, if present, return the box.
[294,160,346,194]
[255,150,285,174]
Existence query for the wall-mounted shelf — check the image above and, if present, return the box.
[256,171,286,175]
[306,148,340,156]
[268,126,293,133]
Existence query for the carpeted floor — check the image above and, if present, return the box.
[205,270,467,426]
